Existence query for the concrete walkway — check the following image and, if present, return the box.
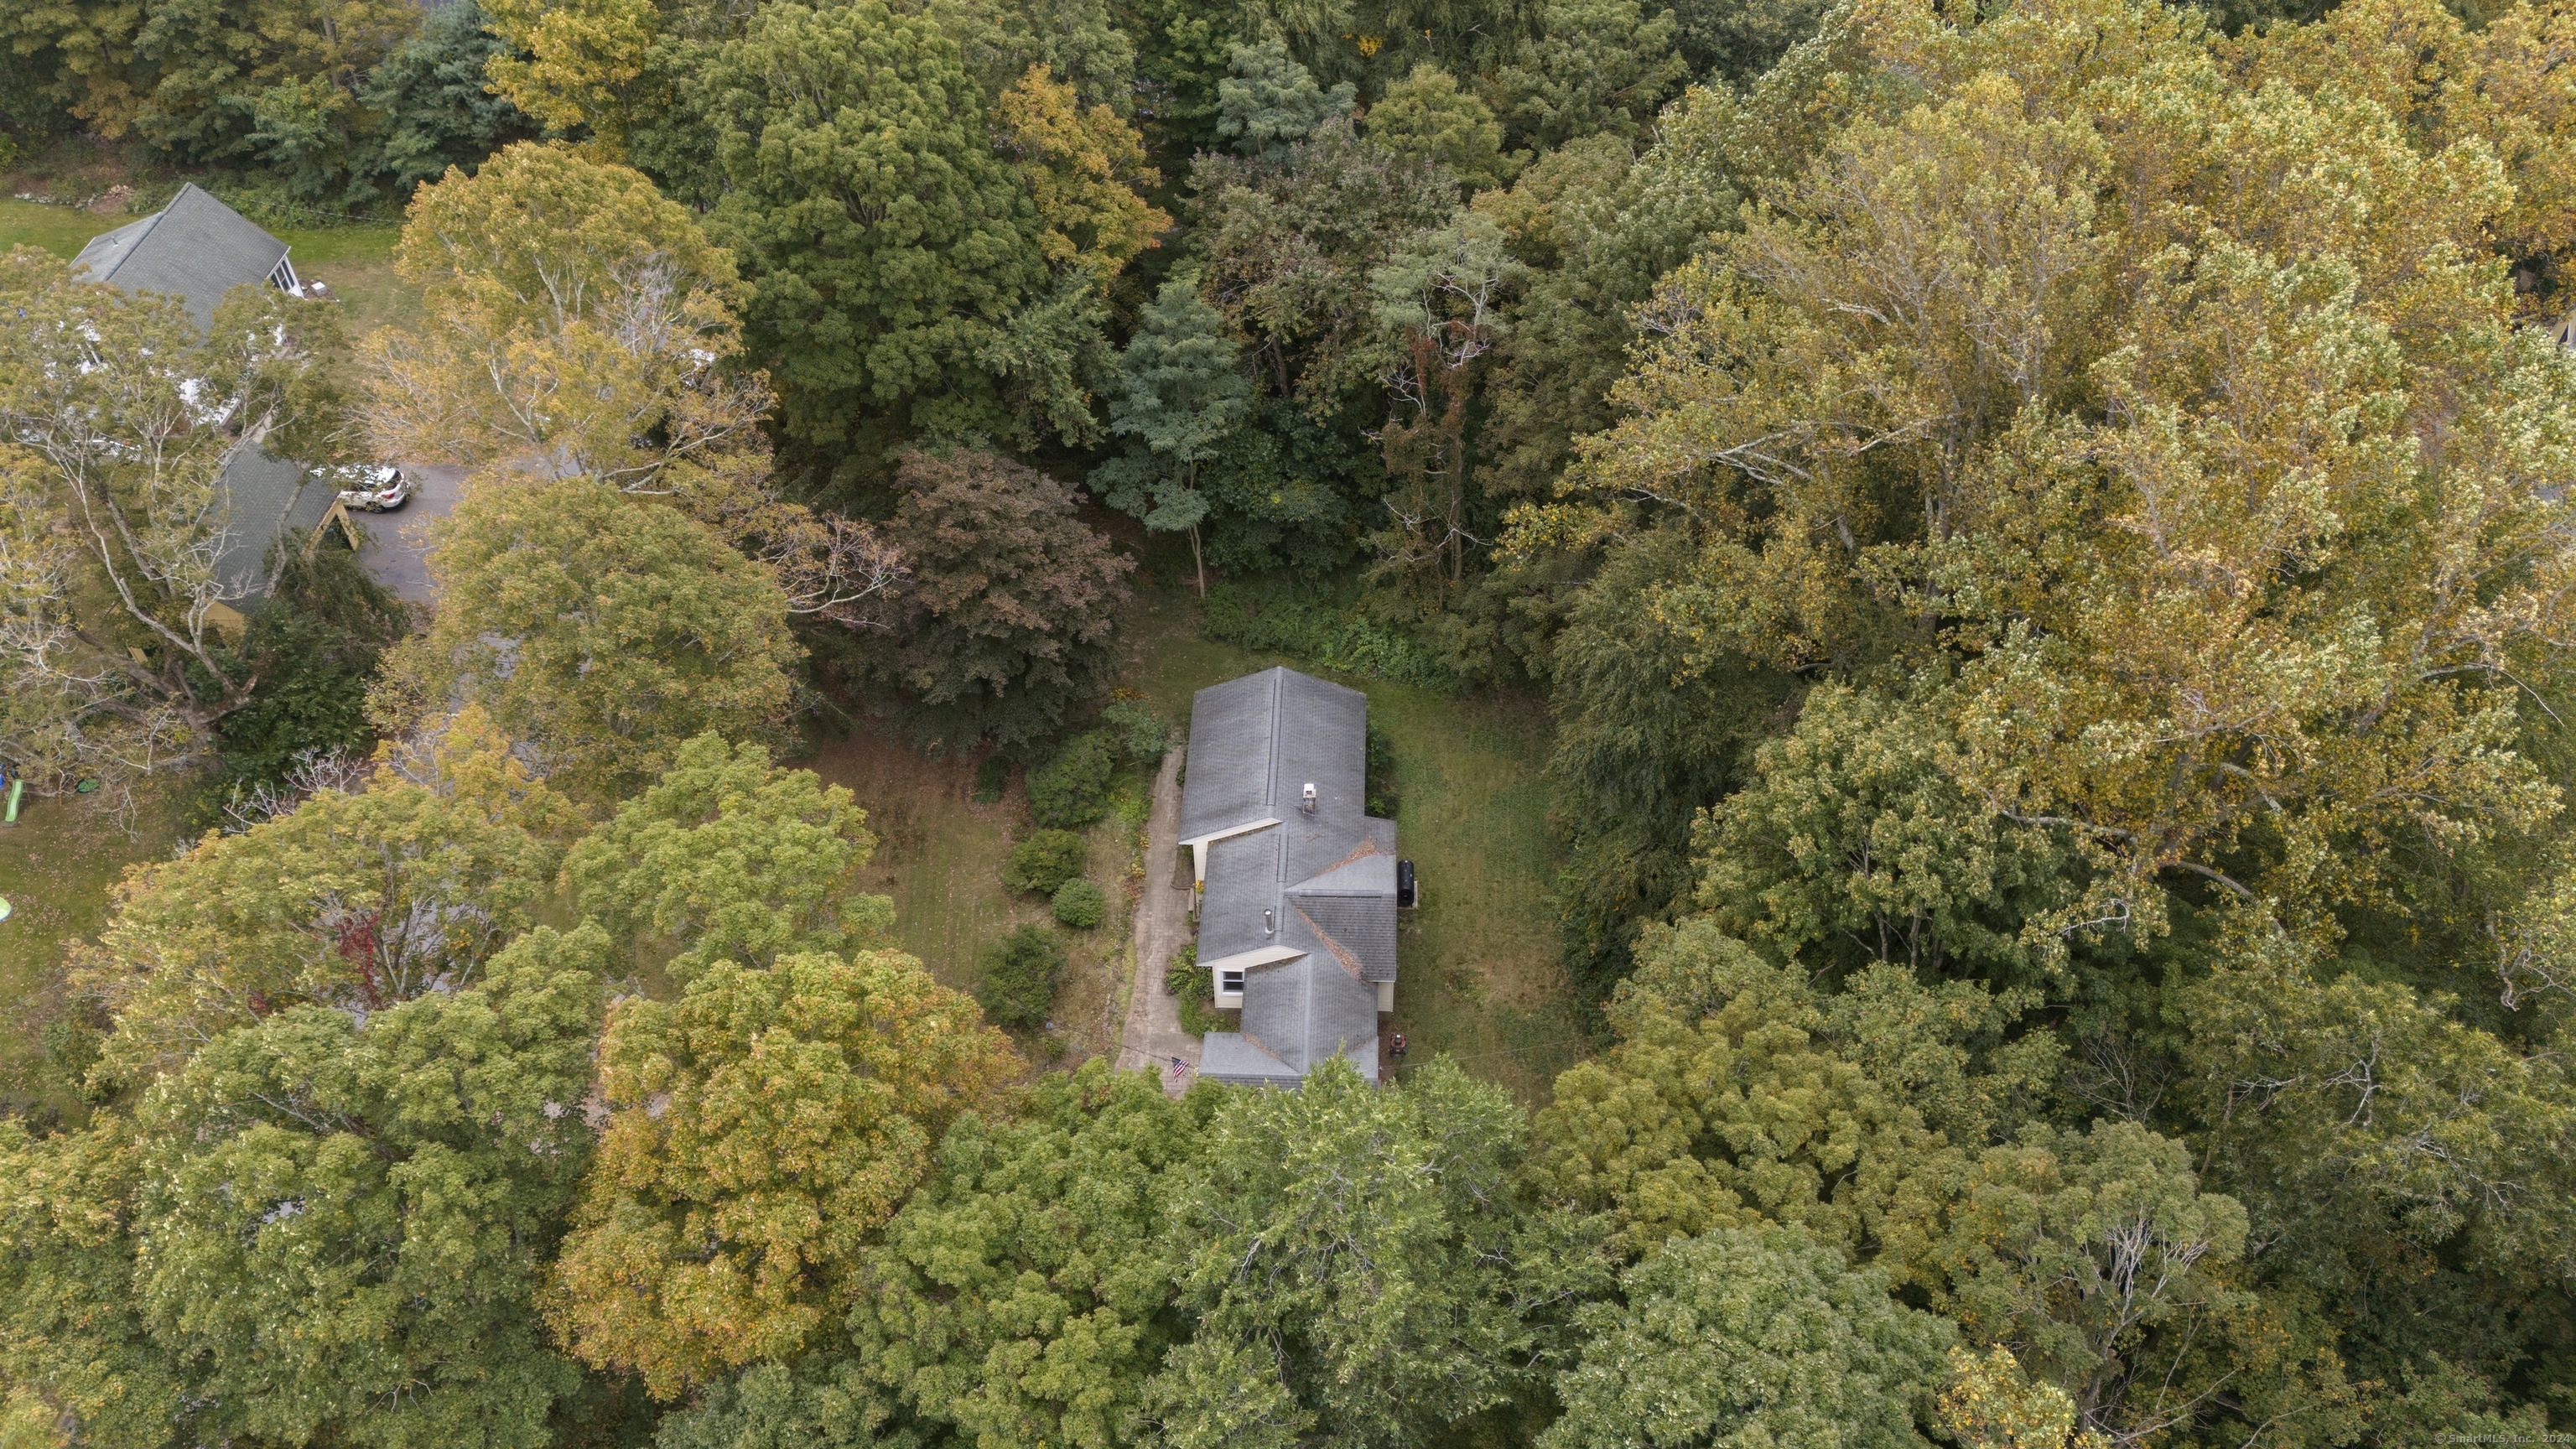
[1115,746,1201,1095]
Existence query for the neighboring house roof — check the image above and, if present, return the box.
[72,184,295,331]
[212,446,341,607]
[1182,667,1398,1087]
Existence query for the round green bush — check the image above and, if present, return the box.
[1052,877,1107,928]
[974,924,1067,1027]
[1028,731,1119,828]
[1003,828,1088,895]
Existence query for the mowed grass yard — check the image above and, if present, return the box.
[797,729,1149,1072]
[0,198,413,336]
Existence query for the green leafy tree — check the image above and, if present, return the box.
[869,451,1135,751]
[1544,1224,1955,1449]
[1216,39,1354,160]
[1529,918,1956,1262]
[547,951,1019,1399]
[2180,944,2576,1335]
[854,1061,1206,1443]
[703,0,1067,451]
[974,922,1069,1026]
[1695,684,2081,989]
[1095,274,1254,595]
[930,0,1138,112]
[1145,1057,1604,1448]
[1363,62,1507,191]
[1919,1123,2247,1439]
[1478,0,1685,153]
[73,707,581,1084]
[371,480,802,791]
[1189,120,1457,408]
[0,1117,179,1449]
[126,926,610,1449]
[657,1062,1213,1449]
[563,732,893,982]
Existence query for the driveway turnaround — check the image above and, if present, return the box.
[354,462,465,604]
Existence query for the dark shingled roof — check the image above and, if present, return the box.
[1182,667,1398,1087]
[73,184,293,331]
[213,446,337,606]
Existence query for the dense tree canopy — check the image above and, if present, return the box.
[16,0,2576,1441]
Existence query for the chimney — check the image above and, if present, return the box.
[1301,782,1317,813]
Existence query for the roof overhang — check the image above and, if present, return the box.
[1181,816,1280,887]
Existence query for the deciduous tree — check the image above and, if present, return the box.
[546,951,1017,1398]
[564,732,892,982]
[370,479,801,789]
[869,450,1133,750]
[0,253,352,799]
[72,705,579,1083]
[1543,1225,1955,1449]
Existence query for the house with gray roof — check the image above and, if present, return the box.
[1182,667,1404,1088]
[74,184,345,634]
[72,184,301,332]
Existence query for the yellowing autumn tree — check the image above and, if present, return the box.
[992,63,1170,283]
[1520,0,2576,944]
[544,951,1017,1398]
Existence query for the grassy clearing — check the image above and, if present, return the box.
[1119,584,1587,1106]
[0,197,124,257]
[0,784,186,1124]
[797,730,1146,1073]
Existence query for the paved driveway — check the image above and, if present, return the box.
[353,463,465,604]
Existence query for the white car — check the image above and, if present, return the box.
[330,465,411,512]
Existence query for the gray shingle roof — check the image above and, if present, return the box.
[1184,667,1397,1087]
[213,445,335,605]
[72,184,292,332]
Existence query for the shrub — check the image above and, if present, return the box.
[1164,943,1205,1000]
[1365,719,1400,819]
[972,754,1010,804]
[1052,878,1107,928]
[974,925,1067,1027]
[1202,580,1454,689]
[1101,697,1172,762]
[1029,731,1119,827]
[1004,829,1088,895]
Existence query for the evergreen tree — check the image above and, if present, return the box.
[1095,274,1254,594]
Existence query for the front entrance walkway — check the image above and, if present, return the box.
[1115,746,1200,1095]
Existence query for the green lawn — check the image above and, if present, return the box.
[797,729,1147,1072]
[0,784,184,1124]
[0,197,123,257]
[1120,585,1588,1105]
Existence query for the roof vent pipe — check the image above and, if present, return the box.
[1264,907,1276,935]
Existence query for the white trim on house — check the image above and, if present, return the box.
[1181,816,1280,888]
